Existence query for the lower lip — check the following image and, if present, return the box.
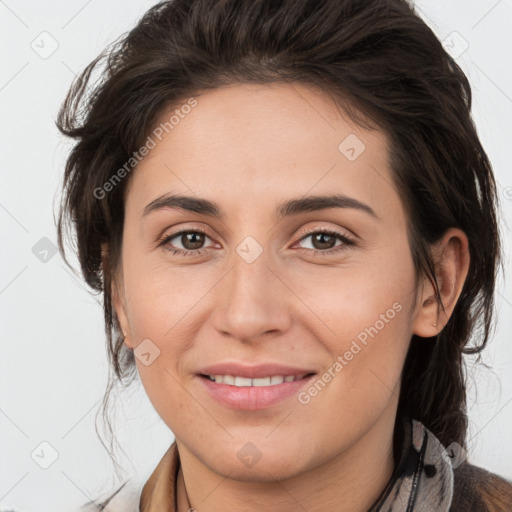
[197,375,315,410]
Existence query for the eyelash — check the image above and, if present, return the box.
[158,227,356,257]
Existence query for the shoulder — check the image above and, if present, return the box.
[451,461,512,512]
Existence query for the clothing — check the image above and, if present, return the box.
[95,416,512,511]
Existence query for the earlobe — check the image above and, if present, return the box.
[112,280,133,349]
[412,228,470,338]
[103,243,133,349]
[412,283,443,338]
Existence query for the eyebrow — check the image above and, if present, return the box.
[142,193,378,220]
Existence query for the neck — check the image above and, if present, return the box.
[176,411,397,512]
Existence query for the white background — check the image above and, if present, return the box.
[1,1,511,511]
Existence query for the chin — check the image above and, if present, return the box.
[199,437,314,481]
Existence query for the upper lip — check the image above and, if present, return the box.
[198,362,317,379]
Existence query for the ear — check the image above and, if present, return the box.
[102,243,133,349]
[412,228,470,338]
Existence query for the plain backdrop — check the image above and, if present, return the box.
[1,1,511,511]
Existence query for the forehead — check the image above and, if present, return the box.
[124,82,399,223]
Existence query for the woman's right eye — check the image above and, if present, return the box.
[159,229,215,256]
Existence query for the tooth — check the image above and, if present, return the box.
[208,374,305,386]
[224,375,235,385]
[252,377,271,386]
[235,376,252,387]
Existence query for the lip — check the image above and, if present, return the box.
[196,362,317,410]
[197,362,316,379]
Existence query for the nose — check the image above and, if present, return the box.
[212,247,292,344]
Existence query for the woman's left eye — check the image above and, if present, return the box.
[294,229,355,255]
[158,228,355,257]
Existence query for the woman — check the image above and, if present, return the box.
[56,0,512,510]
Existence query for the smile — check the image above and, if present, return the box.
[197,372,316,410]
[202,374,311,386]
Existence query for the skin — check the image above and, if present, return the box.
[111,82,470,511]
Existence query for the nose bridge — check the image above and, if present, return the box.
[212,236,290,341]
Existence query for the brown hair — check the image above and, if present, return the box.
[56,0,501,488]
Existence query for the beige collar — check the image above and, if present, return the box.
[139,441,180,511]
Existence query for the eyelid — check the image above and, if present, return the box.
[158,223,357,256]
[290,225,355,252]
[293,224,356,244]
[157,224,216,247]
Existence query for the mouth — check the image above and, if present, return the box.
[196,371,317,410]
[199,373,315,386]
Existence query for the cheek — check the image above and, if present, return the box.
[293,243,414,398]
[120,241,205,341]
[122,224,415,354]
[294,242,414,342]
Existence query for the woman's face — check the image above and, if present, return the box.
[114,82,421,480]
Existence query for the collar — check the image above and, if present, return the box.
[369,415,453,511]
[139,416,454,511]
[139,440,180,511]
